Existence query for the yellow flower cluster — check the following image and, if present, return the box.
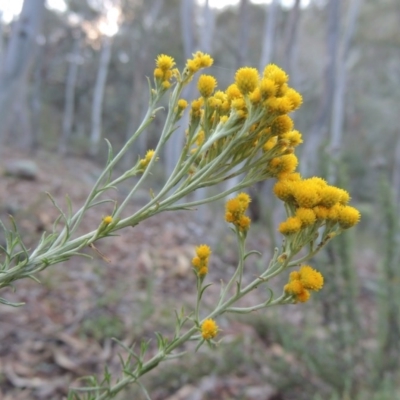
[152,53,360,238]
[185,51,214,74]
[284,265,324,303]
[192,244,211,277]
[185,61,305,173]
[235,67,259,94]
[225,193,251,232]
[275,174,360,235]
[197,74,217,98]
[154,54,176,89]
[201,318,218,340]
[139,149,156,169]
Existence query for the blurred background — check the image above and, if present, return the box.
[0,0,400,399]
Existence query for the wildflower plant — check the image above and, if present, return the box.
[0,52,360,399]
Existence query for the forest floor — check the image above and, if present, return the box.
[0,147,378,400]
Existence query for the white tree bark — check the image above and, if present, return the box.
[237,0,250,68]
[328,0,362,182]
[259,0,279,70]
[300,0,341,176]
[0,0,45,143]
[123,0,164,169]
[281,0,301,79]
[30,38,45,151]
[89,35,113,157]
[59,32,83,155]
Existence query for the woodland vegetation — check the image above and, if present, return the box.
[0,0,399,399]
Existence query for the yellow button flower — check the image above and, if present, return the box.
[201,319,218,340]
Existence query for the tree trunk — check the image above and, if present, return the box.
[123,0,164,169]
[281,0,301,78]
[236,0,250,68]
[328,0,362,182]
[89,35,113,157]
[0,0,45,144]
[59,32,83,155]
[259,0,279,70]
[300,0,341,176]
[180,0,195,60]
[30,38,45,152]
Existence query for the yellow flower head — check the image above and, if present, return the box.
[186,51,213,74]
[292,180,320,208]
[273,179,295,202]
[263,136,278,152]
[284,172,302,181]
[192,256,201,268]
[198,74,217,98]
[285,87,303,111]
[103,215,113,225]
[226,84,243,101]
[208,96,222,109]
[281,130,303,147]
[259,78,277,98]
[268,154,298,177]
[319,186,343,208]
[280,154,298,174]
[140,149,156,168]
[249,87,262,104]
[156,54,175,71]
[177,99,188,109]
[284,279,304,295]
[296,289,311,303]
[197,52,213,68]
[278,216,302,235]
[237,214,251,232]
[236,192,251,209]
[154,68,164,79]
[263,64,289,85]
[195,244,212,259]
[337,188,351,205]
[337,205,361,229]
[313,205,330,220]
[225,198,242,216]
[201,319,218,340]
[190,98,204,118]
[235,67,259,95]
[289,271,301,281]
[271,115,294,136]
[266,96,293,115]
[295,208,316,226]
[299,265,324,291]
[326,203,341,222]
[186,58,201,74]
[277,83,289,97]
[308,177,327,188]
[198,266,208,277]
